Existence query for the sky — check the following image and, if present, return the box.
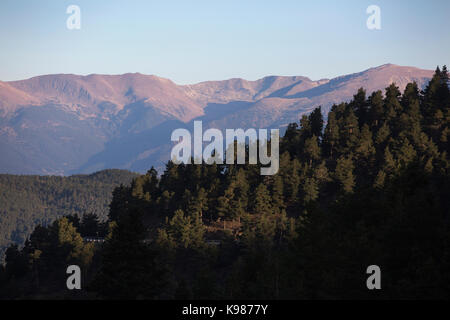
[0,0,449,84]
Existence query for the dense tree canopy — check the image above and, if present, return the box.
[0,169,138,261]
[1,67,449,299]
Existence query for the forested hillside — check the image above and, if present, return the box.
[1,67,448,299]
[0,170,138,261]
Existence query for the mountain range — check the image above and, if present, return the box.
[0,64,434,175]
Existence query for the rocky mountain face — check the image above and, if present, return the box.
[0,64,434,175]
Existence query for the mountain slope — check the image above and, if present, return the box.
[181,75,325,106]
[0,64,435,174]
[7,73,204,122]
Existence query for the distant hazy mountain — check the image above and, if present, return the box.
[0,64,434,175]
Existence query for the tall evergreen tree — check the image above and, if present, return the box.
[252,183,273,215]
[309,107,324,138]
[334,156,355,193]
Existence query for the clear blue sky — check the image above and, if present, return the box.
[0,0,449,84]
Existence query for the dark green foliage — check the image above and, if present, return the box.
[90,209,166,299]
[0,169,138,261]
[0,216,97,298]
[1,67,450,299]
[251,183,272,215]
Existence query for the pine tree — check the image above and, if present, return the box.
[394,137,417,167]
[299,115,312,139]
[373,170,387,189]
[79,212,100,237]
[340,105,360,153]
[368,90,384,127]
[304,135,321,165]
[271,175,286,214]
[187,188,209,218]
[91,209,165,299]
[375,122,390,146]
[323,110,340,158]
[402,82,421,116]
[302,177,319,204]
[217,183,235,220]
[234,169,250,212]
[52,217,94,267]
[252,183,273,215]
[283,158,301,204]
[382,146,396,174]
[108,185,131,221]
[352,88,369,126]
[334,156,355,193]
[313,160,330,185]
[164,209,205,248]
[356,124,375,159]
[309,107,324,138]
[421,66,450,142]
[384,83,403,121]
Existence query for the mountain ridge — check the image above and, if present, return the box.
[0,64,435,175]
